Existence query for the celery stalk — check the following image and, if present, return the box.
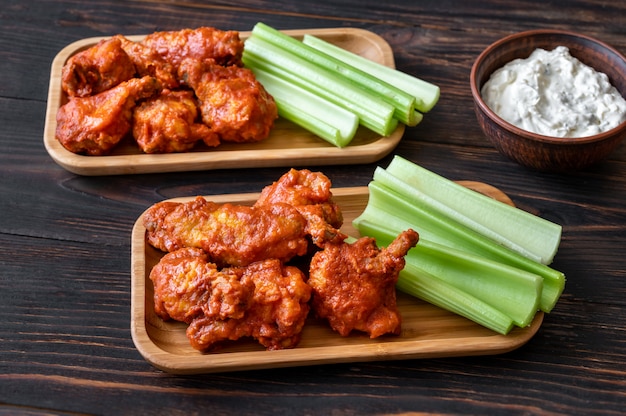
[407,110,424,126]
[247,65,359,147]
[243,36,397,136]
[367,232,543,328]
[354,179,565,313]
[383,156,562,265]
[250,22,420,126]
[372,166,542,263]
[398,263,514,335]
[302,34,440,113]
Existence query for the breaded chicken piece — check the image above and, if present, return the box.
[61,36,137,98]
[142,26,245,69]
[114,34,179,90]
[132,89,219,153]
[308,229,419,338]
[254,168,346,246]
[178,58,278,143]
[186,258,311,351]
[150,247,254,323]
[56,76,161,155]
[256,168,335,206]
[150,248,310,351]
[142,196,309,267]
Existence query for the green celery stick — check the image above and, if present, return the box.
[243,35,397,136]
[247,65,359,147]
[353,179,565,313]
[250,22,419,126]
[383,156,562,265]
[398,263,514,335]
[302,33,440,113]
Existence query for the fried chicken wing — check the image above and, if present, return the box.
[61,37,137,98]
[150,247,254,323]
[308,229,419,338]
[142,26,244,69]
[114,35,179,89]
[255,168,335,207]
[186,258,311,351]
[255,168,346,246]
[150,248,310,351]
[178,59,278,143]
[132,89,219,153]
[56,76,161,155]
[143,196,309,267]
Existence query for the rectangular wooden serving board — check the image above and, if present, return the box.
[130,183,542,374]
[43,28,405,176]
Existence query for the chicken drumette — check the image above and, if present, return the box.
[116,27,244,89]
[114,34,179,90]
[56,76,161,155]
[308,229,419,338]
[150,247,255,324]
[178,58,278,143]
[254,168,346,246]
[142,196,309,267]
[142,26,245,69]
[132,89,219,153]
[150,247,311,351]
[187,258,311,351]
[61,36,137,98]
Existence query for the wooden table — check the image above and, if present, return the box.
[1,1,625,414]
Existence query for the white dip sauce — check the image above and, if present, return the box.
[481,46,626,137]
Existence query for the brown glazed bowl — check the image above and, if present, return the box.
[470,30,626,172]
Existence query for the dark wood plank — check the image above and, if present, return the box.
[1,0,626,414]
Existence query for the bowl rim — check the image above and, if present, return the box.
[470,29,626,146]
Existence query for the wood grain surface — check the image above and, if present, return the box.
[1,0,625,415]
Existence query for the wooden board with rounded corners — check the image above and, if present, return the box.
[130,182,543,374]
[43,28,405,176]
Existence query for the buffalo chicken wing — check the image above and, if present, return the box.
[150,247,311,351]
[187,258,311,351]
[61,36,136,98]
[178,58,278,143]
[308,229,419,338]
[142,26,245,70]
[150,247,254,323]
[132,89,219,153]
[143,196,309,267]
[56,76,161,155]
[114,34,179,90]
[254,168,346,246]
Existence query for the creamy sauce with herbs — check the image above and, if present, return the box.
[481,46,626,138]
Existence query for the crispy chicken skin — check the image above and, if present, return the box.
[254,168,346,246]
[308,229,419,338]
[132,89,219,153]
[255,168,336,207]
[186,258,312,351]
[114,35,179,90]
[178,58,278,143]
[150,247,254,323]
[61,37,137,98]
[142,26,245,69]
[150,248,310,350]
[142,196,309,267]
[56,76,161,155]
